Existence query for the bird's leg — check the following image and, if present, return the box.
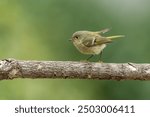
[99,51,103,62]
[99,51,103,59]
[86,55,94,60]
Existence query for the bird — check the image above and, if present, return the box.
[70,28,124,60]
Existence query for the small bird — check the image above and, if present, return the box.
[70,28,124,60]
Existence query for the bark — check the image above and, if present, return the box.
[0,58,150,80]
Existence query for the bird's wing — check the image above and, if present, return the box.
[94,36,112,45]
[82,36,112,47]
[82,36,95,47]
[96,28,111,34]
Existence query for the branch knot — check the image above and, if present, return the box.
[0,58,22,80]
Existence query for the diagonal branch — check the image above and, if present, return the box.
[0,58,150,80]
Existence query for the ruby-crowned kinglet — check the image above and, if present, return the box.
[70,28,124,60]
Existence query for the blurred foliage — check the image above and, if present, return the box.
[0,0,150,99]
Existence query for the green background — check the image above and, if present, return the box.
[0,0,150,99]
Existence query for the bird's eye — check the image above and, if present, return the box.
[74,36,78,39]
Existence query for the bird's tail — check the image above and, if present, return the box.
[107,35,125,40]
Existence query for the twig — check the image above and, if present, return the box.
[0,58,150,80]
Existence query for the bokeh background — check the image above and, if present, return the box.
[0,0,150,99]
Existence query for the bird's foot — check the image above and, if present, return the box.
[98,60,104,63]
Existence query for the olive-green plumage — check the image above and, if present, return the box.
[70,28,124,55]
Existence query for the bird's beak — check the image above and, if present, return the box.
[69,38,72,41]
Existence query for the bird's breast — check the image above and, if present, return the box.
[73,41,106,55]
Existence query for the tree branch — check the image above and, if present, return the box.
[0,58,150,80]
